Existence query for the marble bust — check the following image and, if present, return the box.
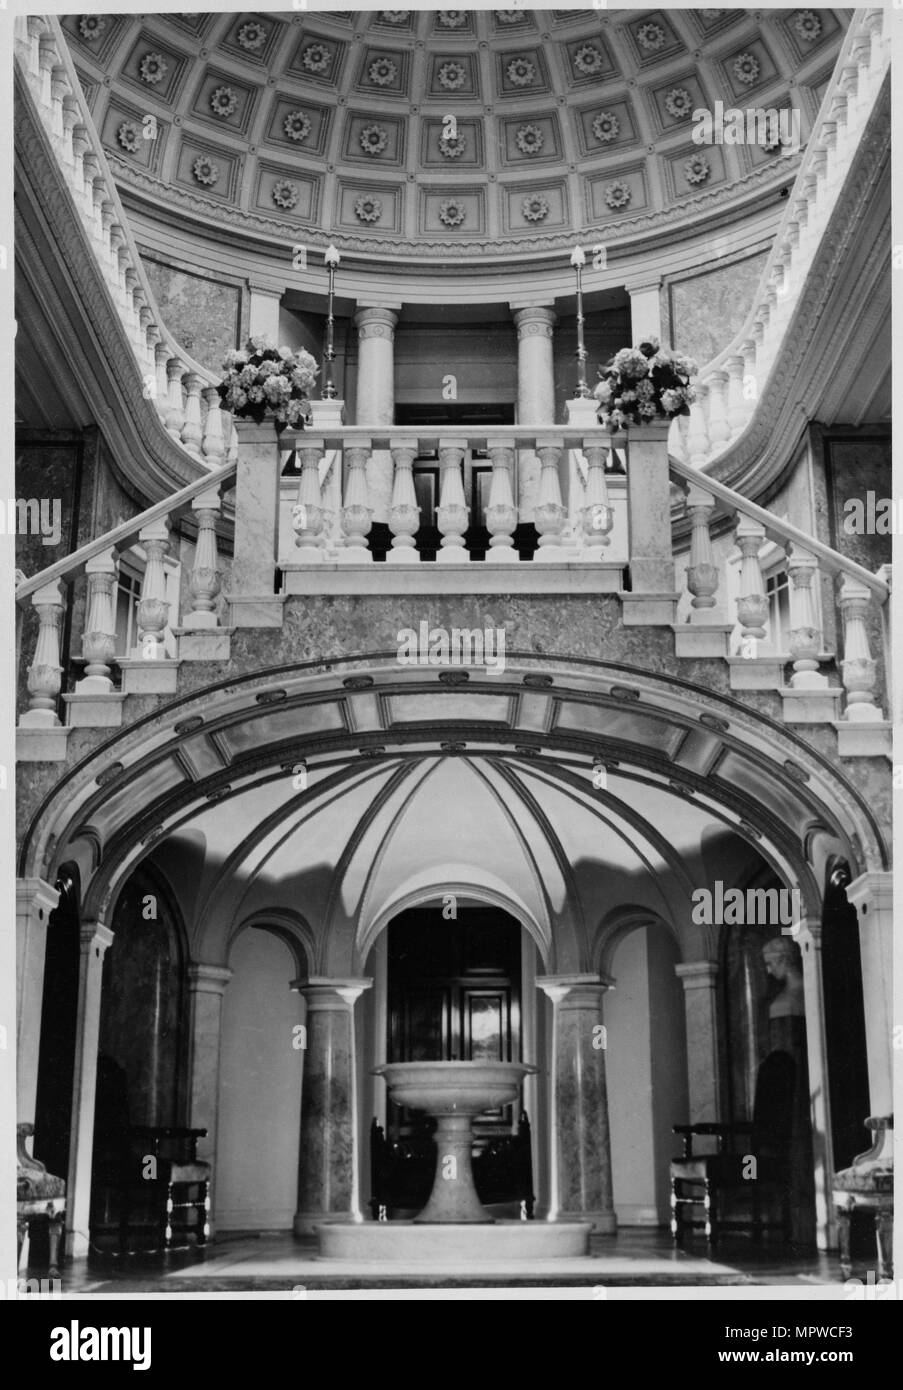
[762,937,805,1018]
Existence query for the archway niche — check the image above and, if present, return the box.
[215,925,306,1231]
[604,920,688,1226]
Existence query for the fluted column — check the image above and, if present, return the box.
[675,962,721,1123]
[294,978,372,1233]
[186,964,233,1236]
[293,442,325,560]
[436,436,469,563]
[16,879,59,1126]
[387,439,420,563]
[65,920,115,1258]
[485,439,518,563]
[339,439,373,561]
[354,306,399,526]
[537,975,615,1232]
[513,305,556,523]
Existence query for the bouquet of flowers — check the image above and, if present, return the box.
[218,335,319,429]
[593,337,697,430]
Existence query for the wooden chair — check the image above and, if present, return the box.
[670,1050,795,1249]
[17,1123,66,1276]
[96,1126,211,1254]
[833,1116,893,1281]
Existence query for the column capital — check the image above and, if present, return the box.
[296,976,373,1008]
[845,869,892,916]
[624,275,662,295]
[79,921,114,955]
[354,306,399,339]
[188,963,233,996]
[512,305,556,339]
[537,972,613,1004]
[675,960,719,989]
[247,279,284,300]
[16,877,59,920]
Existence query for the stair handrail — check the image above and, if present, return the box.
[669,454,889,602]
[15,456,237,605]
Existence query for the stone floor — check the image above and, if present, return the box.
[51,1228,849,1292]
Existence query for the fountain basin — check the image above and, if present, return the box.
[374,1060,538,1224]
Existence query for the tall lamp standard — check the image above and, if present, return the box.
[322,244,340,400]
[570,244,591,398]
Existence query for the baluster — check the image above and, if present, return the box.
[581,443,612,555]
[136,519,171,658]
[686,386,711,466]
[183,488,223,629]
[154,344,170,423]
[838,577,883,722]
[76,549,118,692]
[38,33,57,108]
[485,440,519,563]
[534,437,566,558]
[436,437,469,564]
[124,268,141,348]
[725,356,747,436]
[89,174,106,245]
[685,486,719,616]
[71,126,91,213]
[225,415,239,465]
[675,412,691,464]
[50,65,69,140]
[26,16,46,77]
[201,387,226,465]
[707,371,732,448]
[734,518,769,647]
[21,582,64,727]
[180,373,204,456]
[787,544,827,688]
[164,359,186,439]
[320,450,343,555]
[339,440,373,561]
[61,94,80,165]
[293,444,325,560]
[387,441,420,563]
[139,308,155,374]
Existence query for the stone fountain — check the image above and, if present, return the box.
[316,1060,592,1262]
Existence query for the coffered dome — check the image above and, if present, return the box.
[65,8,848,264]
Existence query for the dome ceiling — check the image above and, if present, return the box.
[64,8,848,262]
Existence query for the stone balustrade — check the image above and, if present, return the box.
[14,14,231,472]
[667,5,889,470]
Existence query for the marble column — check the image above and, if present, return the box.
[294,977,371,1233]
[66,920,114,1258]
[353,306,399,527]
[227,419,284,627]
[625,277,663,344]
[512,305,556,524]
[844,872,892,1118]
[16,878,59,1124]
[537,974,615,1232]
[797,919,836,1248]
[675,961,721,1123]
[186,963,233,1233]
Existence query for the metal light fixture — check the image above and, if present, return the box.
[322,244,340,400]
[569,245,590,399]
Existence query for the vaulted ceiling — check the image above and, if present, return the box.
[63,8,849,262]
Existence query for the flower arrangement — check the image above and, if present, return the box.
[218,335,318,429]
[593,337,697,430]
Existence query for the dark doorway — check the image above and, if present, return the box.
[387,904,522,1144]
[821,864,871,1170]
[33,864,81,1184]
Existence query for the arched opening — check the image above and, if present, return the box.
[215,926,306,1232]
[605,922,688,1226]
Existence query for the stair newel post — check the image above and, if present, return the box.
[485,439,519,563]
[734,517,769,650]
[838,576,883,721]
[580,442,613,554]
[436,437,469,564]
[339,438,374,562]
[685,484,719,617]
[622,420,676,624]
[787,544,827,688]
[293,441,325,560]
[387,439,421,563]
